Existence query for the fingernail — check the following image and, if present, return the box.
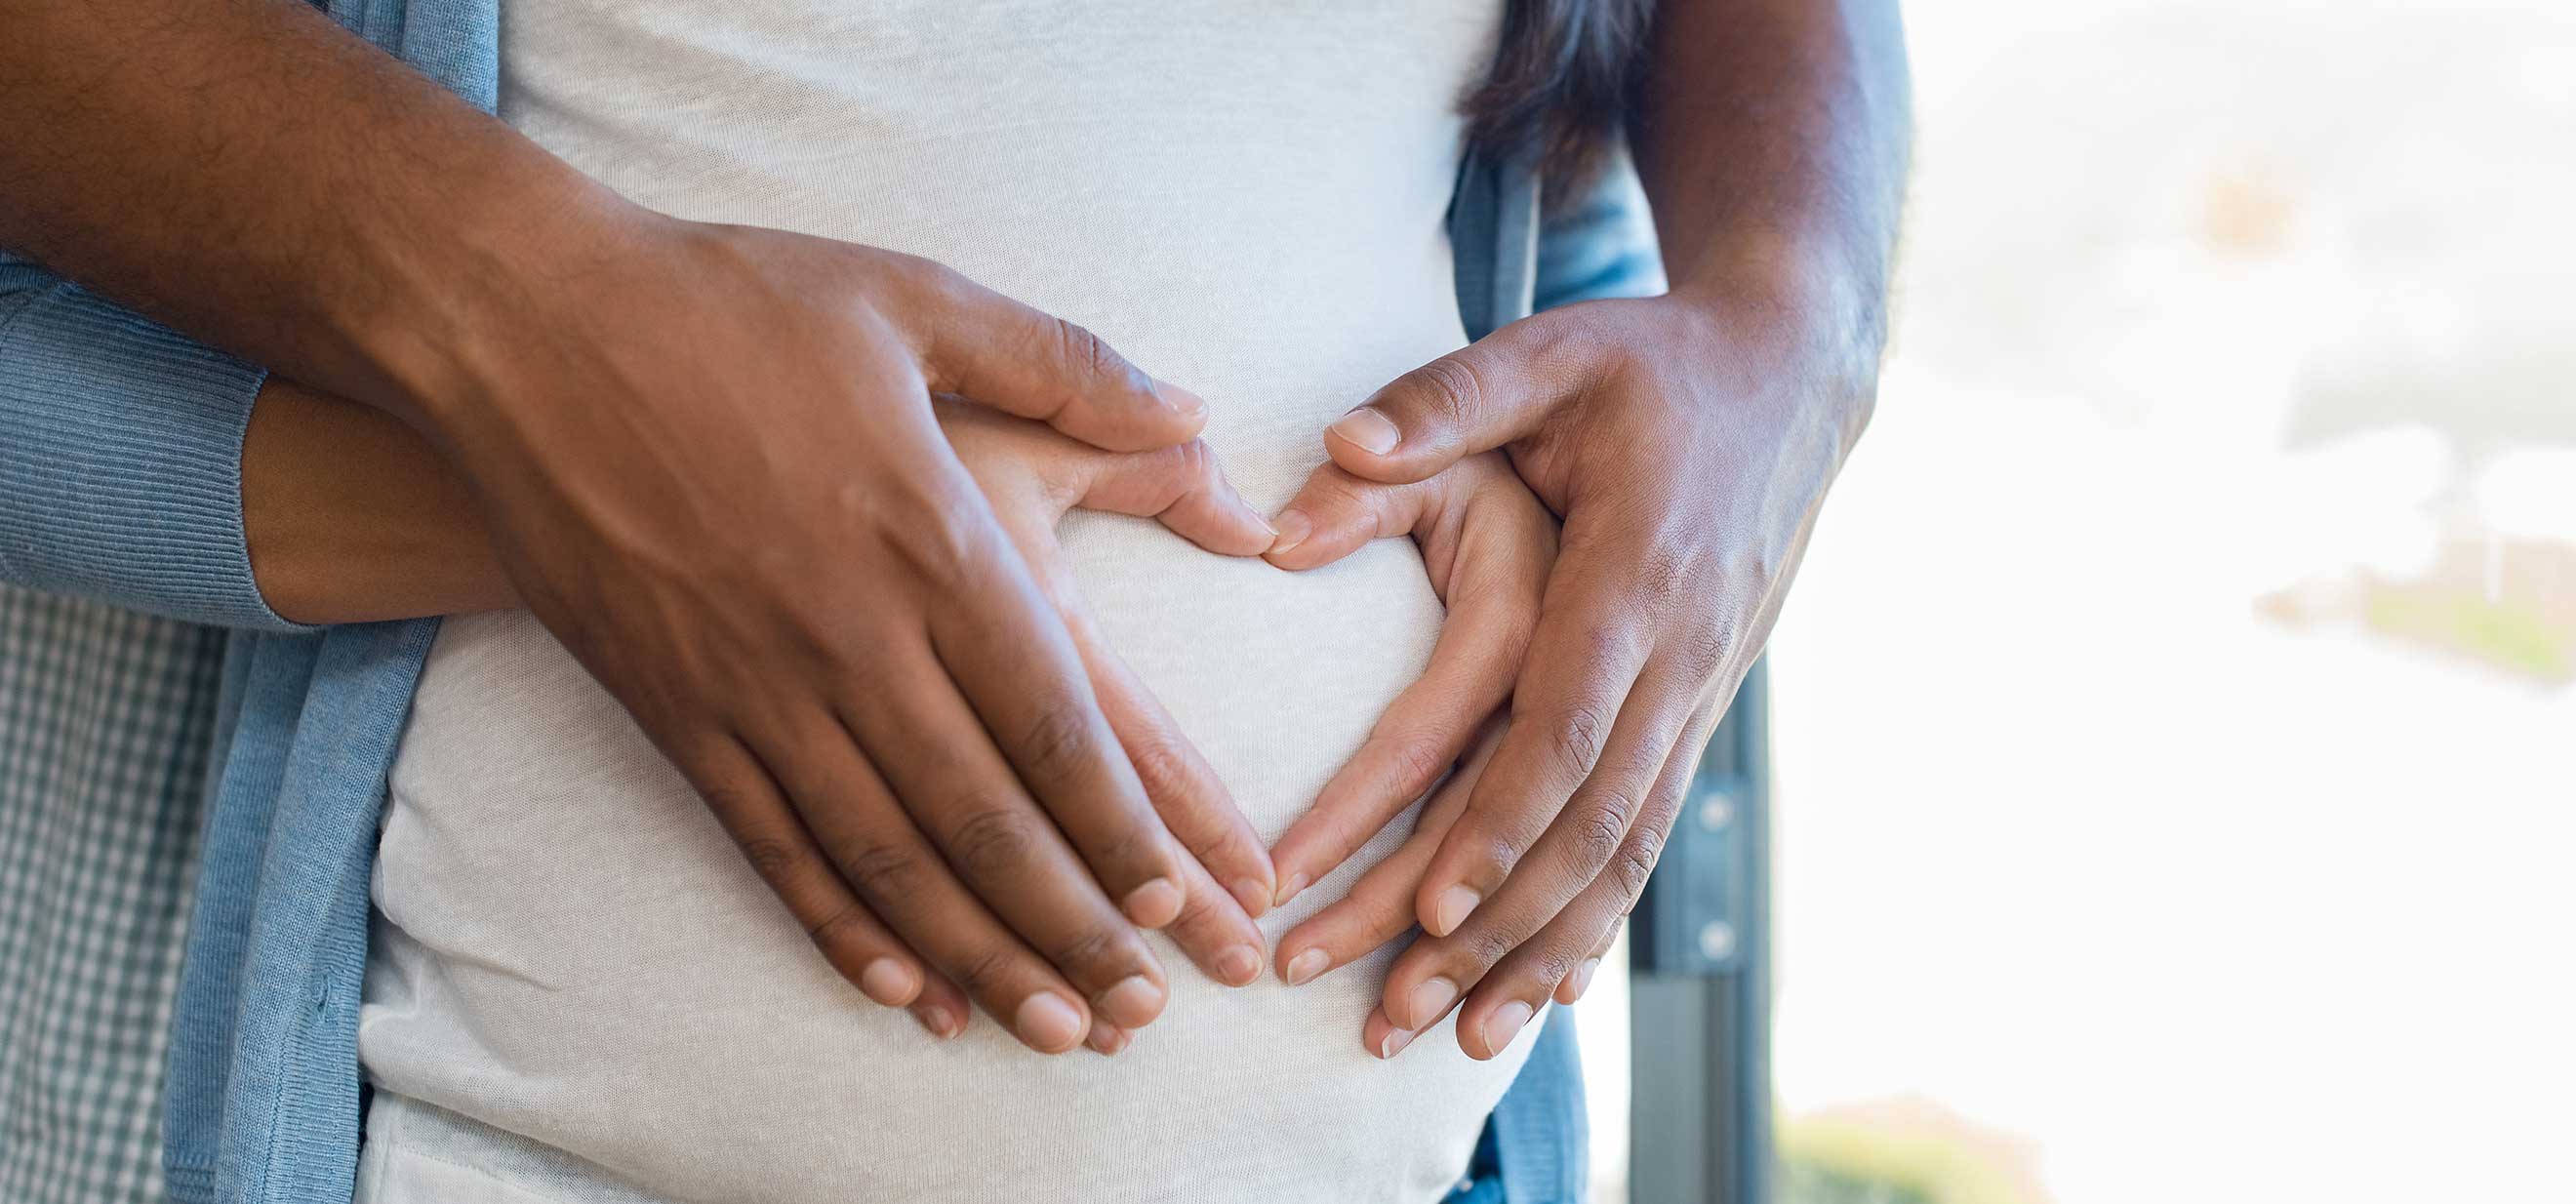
[1272,872,1310,908]
[912,1002,961,1039]
[1329,409,1401,456]
[1268,509,1312,557]
[1098,975,1166,1026]
[1282,947,1330,986]
[1161,383,1209,419]
[1123,878,1184,927]
[1408,976,1459,1027]
[859,958,919,1007]
[1016,993,1086,1052]
[1219,944,1264,986]
[1085,1020,1130,1056]
[1228,877,1272,919]
[1565,958,1600,1003]
[1430,886,1482,937]
[1481,1000,1535,1056]
[1377,1026,1417,1060]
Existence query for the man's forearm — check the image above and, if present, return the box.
[1631,0,1912,412]
[0,0,624,424]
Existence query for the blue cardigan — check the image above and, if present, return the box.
[0,2,1666,1200]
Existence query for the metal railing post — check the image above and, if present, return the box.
[1629,659,1771,1204]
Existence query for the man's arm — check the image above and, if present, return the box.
[0,1,589,419]
[1633,0,1910,413]
[0,0,1278,1052]
[1275,0,1911,1057]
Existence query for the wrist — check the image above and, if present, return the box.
[341,165,663,442]
[1659,242,1888,453]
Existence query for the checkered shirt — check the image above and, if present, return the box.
[0,584,224,1203]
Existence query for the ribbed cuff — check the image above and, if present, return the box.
[0,281,315,632]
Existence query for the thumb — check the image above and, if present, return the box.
[906,261,1208,453]
[1324,315,1585,485]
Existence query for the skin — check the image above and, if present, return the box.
[0,0,1278,1055]
[7,0,1911,1066]
[1270,0,1913,1059]
[1263,456,1557,1038]
[240,379,1285,1052]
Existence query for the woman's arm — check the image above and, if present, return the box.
[238,377,511,624]
[0,265,307,630]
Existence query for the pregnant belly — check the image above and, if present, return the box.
[363,516,1535,1204]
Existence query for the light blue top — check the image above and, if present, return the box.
[0,1,1665,1200]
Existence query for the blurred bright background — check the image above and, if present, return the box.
[1580,2,2576,1200]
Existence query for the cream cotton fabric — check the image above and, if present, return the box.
[354,1,1531,1202]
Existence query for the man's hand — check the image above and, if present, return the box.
[1278,291,1871,1057]
[934,401,1283,1052]
[425,219,1253,1056]
[2,0,1273,1055]
[1265,0,1909,1058]
[238,368,1282,1057]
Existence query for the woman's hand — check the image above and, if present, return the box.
[242,377,1282,1056]
[1255,453,1565,1056]
[1261,453,1557,909]
[1274,291,1873,1058]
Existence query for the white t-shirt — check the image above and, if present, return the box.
[355,2,1527,1202]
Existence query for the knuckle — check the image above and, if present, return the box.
[1527,943,1583,989]
[1572,801,1634,872]
[945,805,1040,881]
[1173,439,1219,489]
[1670,633,1725,684]
[872,253,967,327]
[1048,924,1127,977]
[803,900,871,944]
[1084,823,1162,880]
[734,836,806,885]
[1463,923,1521,968]
[1612,824,1667,900]
[1169,883,1227,935]
[1480,830,1527,879]
[891,252,958,301]
[891,505,991,591]
[1124,736,1194,806]
[1374,733,1454,797]
[1634,538,1697,599]
[1544,699,1617,777]
[831,836,925,906]
[1049,317,1137,396]
[1411,354,1485,424]
[951,946,1017,997]
[1577,620,1637,670]
[1015,698,1100,783]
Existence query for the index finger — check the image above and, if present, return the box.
[1269,506,1548,907]
[1409,514,1653,937]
